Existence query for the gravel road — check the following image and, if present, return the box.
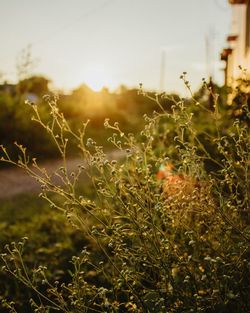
[0,150,125,199]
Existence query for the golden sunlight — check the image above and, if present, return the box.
[84,65,116,92]
[87,79,106,92]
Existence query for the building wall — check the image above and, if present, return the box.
[224,1,250,86]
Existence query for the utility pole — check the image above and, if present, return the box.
[205,28,215,80]
[205,28,216,111]
[160,49,166,92]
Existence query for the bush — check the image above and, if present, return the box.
[0,80,249,312]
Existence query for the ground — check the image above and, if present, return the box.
[0,150,124,199]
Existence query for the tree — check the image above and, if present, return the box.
[17,76,50,97]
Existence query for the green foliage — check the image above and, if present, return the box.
[0,194,85,312]
[0,79,249,312]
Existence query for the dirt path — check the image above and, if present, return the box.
[0,150,125,199]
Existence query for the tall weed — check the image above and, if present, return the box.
[0,80,249,312]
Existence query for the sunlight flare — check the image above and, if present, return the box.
[83,65,115,92]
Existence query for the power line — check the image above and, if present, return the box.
[33,0,115,47]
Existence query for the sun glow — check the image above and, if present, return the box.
[53,64,118,93]
[87,78,106,92]
[83,65,116,92]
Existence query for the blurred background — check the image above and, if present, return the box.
[0,0,234,160]
[1,0,231,93]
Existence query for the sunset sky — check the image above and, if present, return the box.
[0,0,231,94]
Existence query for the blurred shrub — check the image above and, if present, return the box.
[1,77,181,162]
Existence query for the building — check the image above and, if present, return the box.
[221,0,250,86]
